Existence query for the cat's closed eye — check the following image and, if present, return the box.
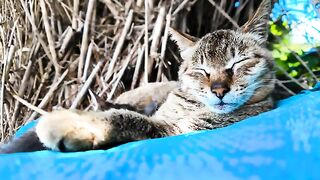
[230,57,251,70]
[193,67,210,78]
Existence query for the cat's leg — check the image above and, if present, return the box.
[115,81,178,112]
[93,81,178,116]
[36,109,177,152]
[0,130,47,153]
[0,101,150,154]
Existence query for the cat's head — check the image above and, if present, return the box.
[170,0,275,114]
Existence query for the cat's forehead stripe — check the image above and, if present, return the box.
[192,30,268,68]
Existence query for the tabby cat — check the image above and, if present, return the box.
[1,0,275,153]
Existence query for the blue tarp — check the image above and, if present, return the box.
[0,85,319,180]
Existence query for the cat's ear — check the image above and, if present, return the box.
[240,0,272,43]
[169,27,198,60]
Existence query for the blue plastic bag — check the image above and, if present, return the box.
[0,86,319,180]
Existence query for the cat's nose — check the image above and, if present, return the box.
[211,82,230,99]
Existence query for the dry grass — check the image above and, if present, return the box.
[0,0,317,142]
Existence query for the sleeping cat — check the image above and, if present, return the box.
[1,0,275,153]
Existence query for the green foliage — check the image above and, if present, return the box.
[269,20,320,86]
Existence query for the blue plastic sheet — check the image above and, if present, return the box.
[0,86,320,180]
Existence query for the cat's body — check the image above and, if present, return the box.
[1,0,275,153]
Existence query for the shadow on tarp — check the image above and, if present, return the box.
[0,84,319,180]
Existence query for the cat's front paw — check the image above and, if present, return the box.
[36,110,109,152]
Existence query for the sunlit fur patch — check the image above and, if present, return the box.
[179,30,274,114]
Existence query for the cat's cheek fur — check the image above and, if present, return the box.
[224,91,250,107]
[180,75,202,93]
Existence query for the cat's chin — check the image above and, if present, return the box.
[206,103,238,114]
[195,96,239,114]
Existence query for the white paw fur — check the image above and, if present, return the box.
[36,110,110,151]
